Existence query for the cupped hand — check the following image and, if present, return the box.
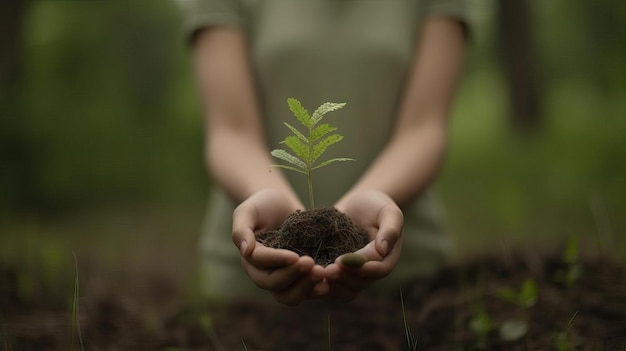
[322,190,404,302]
[232,188,328,305]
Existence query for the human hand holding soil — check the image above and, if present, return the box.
[232,188,327,305]
[321,190,404,302]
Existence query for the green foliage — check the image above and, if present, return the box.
[469,304,493,350]
[553,237,582,288]
[496,278,538,309]
[494,278,537,342]
[271,98,354,209]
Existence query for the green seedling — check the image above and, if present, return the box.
[497,278,537,309]
[469,304,493,350]
[553,237,582,288]
[271,98,355,209]
[496,278,537,341]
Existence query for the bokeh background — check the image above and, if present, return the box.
[1,0,625,318]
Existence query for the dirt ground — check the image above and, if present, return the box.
[2,244,625,350]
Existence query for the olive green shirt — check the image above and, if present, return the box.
[185,0,469,301]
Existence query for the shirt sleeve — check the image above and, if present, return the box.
[423,0,472,36]
[182,0,244,43]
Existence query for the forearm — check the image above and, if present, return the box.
[207,129,301,206]
[337,18,465,210]
[337,120,447,209]
[193,27,301,207]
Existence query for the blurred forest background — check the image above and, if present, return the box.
[1,0,624,309]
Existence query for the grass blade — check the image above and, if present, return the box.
[71,251,84,351]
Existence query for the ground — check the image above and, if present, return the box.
[2,240,625,351]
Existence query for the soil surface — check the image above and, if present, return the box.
[2,245,625,350]
[256,207,369,266]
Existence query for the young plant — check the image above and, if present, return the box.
[553,237,582,288]
[271,98,354,209]
[495,278,537,342]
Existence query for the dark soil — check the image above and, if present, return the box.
[256,207,369,266]
[2,245,626,350]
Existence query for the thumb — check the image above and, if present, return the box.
[375,205,403,256]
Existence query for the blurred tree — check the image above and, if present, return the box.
[496,0,542,132]
[1,0,206,216]
[0,0,36,212]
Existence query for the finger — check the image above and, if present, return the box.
[272,264,326,306]
[232,204,258,256]
[325,262,373,290]
[243,256,314,292]
[375,204,403,256]
[247,244,299,269]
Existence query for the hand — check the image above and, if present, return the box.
[232,188,328,305]
[322,190,404,302]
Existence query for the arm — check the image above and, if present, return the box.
[337,18,466,210]
[193,28,325,305]
[325,18,467,301]
[193,28,299,205]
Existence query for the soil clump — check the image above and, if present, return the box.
[255,207,369,266]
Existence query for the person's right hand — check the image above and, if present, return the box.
[232,188,328,305]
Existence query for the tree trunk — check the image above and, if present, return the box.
[497,0,542,133]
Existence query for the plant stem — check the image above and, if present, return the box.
[307,169,314,209]
[307,124,315,209]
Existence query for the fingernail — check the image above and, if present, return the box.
[239,241,248,256]
[380,240,389,255]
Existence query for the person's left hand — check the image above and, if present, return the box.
[320,190,404,302]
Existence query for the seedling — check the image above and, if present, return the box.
[259,98,367,266]
[496,278,537,341]
[553,237,582,288]
[271,98,354,209]
[496,278,537,309]
[469,304,493,350]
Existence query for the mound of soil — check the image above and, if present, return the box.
[256,207,369,266]
[2,246,625,350]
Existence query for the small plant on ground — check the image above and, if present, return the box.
[553,237,582,288]
[495,278,537,342]
[469,303,493,350]
[256,98,369,266]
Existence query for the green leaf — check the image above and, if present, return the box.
[287,98,312,128]
[311,102,346,126]
[283,136,309,161]
[283,122,308,143]
[271,164,307,175]
[562,237,580,264]
[520,279,537,308]
[311,134,343,163]
[270,149,306,170]
[311,123,337,142]
[312,158,355,170]
[469,309,492,336]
